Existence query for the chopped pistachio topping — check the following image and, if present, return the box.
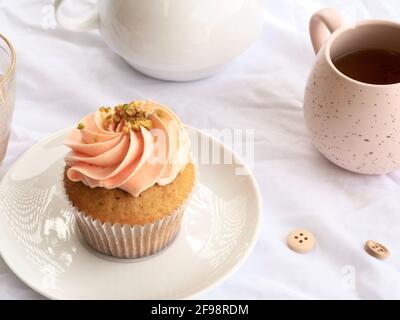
[137,119,153,130]
[155,109,165,118]
[99,106,111,113]
[77,122,85,130]
[98,101,154,133]
[122,127,130,135]
[133,101,142,108]
[113,113,121,123]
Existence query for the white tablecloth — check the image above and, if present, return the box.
[1,0,400,300]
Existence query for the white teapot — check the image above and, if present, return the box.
[55,0,265,81]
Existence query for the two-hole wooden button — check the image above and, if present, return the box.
[287,229,316,253]
[365,240,390,260]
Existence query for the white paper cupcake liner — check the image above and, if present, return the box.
[74,202,186,259]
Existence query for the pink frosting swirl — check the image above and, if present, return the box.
[64,101,190,197]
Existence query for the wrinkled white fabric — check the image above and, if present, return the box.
[1,0,400,300]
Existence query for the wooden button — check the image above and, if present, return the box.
[365,240,390,260]
[287,229,315,253]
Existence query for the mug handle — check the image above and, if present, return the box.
[310,8,342,54]
[54,0,98,32]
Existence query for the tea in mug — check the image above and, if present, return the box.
[333,48,400,85]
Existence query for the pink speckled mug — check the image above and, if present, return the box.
[304,8,400,175]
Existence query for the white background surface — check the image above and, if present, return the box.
[1,0,400,300]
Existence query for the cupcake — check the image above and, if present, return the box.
[63,100,196,259]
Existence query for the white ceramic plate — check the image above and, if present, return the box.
[0,127,262,300]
